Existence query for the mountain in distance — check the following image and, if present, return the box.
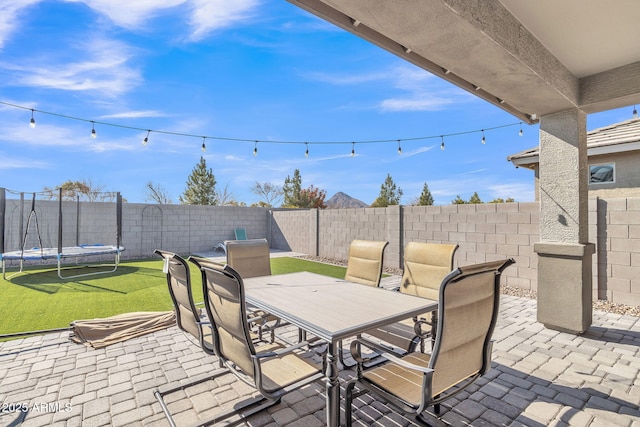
[325,192,369,209]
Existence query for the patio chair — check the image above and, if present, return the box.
[344,239,389,287]
[345,258,515,426]
[213,227,249,254]
[364,242,458,354]
[154,249,215,355]
[339,239,388,367]
[192,262,324,424]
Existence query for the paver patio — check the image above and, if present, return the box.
[1,273,639,426]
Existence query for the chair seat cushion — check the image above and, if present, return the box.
[362,352,431,407]
[256,343,321,393]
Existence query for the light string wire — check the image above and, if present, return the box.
[1,100,524,148]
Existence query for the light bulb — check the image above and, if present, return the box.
[397,141,402,155]
[481,130,485,144]
[634,106,638,119]
[305,143,309,158]
[142,130,150,146]
[30,110,36,128]
[201,143,206,152]
[351,143,355,157]
[91,122,97,138]
[519,128,523,137]
[253,142,258,156]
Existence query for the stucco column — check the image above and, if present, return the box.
[534,109,595,333]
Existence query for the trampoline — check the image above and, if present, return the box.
[1,187,125,280]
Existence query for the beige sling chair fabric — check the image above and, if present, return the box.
[225,239,271,278]
[364,242,458,353]
[154,249,216,354]
[345,258,515,426]
[70,311,175,349]
[344,240,389,287]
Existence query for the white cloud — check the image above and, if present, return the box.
[99,110,168,119]
[64,0,186,28]
[401,146,434,158]
[3,37,142,96]
[0,154,48,170]
[0,0,41,49]
[307,65,473,112]
[188,0,259,41]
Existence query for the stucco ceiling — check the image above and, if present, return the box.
[288,0,640,123]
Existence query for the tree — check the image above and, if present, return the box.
[42,179,112,201]
[417,182,434,206]
[145,182,172,204]
[489,197,516,203]
[451,195,466,204]
[251,182,284,207]
[179,156,218,205]
[215,184,236,206]
[371,173,403,207]
[281,169,327,208]
[468,192,482,204]
[298,185,327,209]
[282,169,303,207]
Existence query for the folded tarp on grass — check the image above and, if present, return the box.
[70,311,176,349]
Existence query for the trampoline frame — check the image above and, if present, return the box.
[0,188,124,280]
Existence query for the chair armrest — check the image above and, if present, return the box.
[414,319,432,338]
[350,339,434,375]
[252,340,313,360]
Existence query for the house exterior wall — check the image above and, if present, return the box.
[588,151,640,197]
[530,151,640,200]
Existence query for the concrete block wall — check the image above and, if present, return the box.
[402,202,539,290]
[121,204,269,258]
[317,206,392,262]
[270,209,316,255]
[5,193,640,305]
[590,197,640,306]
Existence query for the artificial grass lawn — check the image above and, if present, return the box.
[0,257,346,337]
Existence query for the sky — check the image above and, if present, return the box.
[0,0,636,206]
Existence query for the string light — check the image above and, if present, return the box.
[305,142,309,158]
[634,106,638,119]
[253,141,258,156]
[142,130,150,146]
[91,121,97,138]
[481,129,486,144]
[351,142,355,157]
[2,100,528,155]
[201,136,206,152]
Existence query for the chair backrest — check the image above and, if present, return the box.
[234,227,248,240]
[154,249,209,351]
[200,262,257,378]
[344,240,389,287]
[399,242,458,300]
[225,238,271,278]
[428,258,514,398]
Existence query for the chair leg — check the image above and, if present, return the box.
[154,369,281,427]
[345,381,357,427]
[337,339,356,368]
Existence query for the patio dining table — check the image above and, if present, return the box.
[243,271,438,427]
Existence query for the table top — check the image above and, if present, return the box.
[243,271,438,342]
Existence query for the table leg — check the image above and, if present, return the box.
[325,341,340,427]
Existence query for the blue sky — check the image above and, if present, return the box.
[0,1,635,206]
